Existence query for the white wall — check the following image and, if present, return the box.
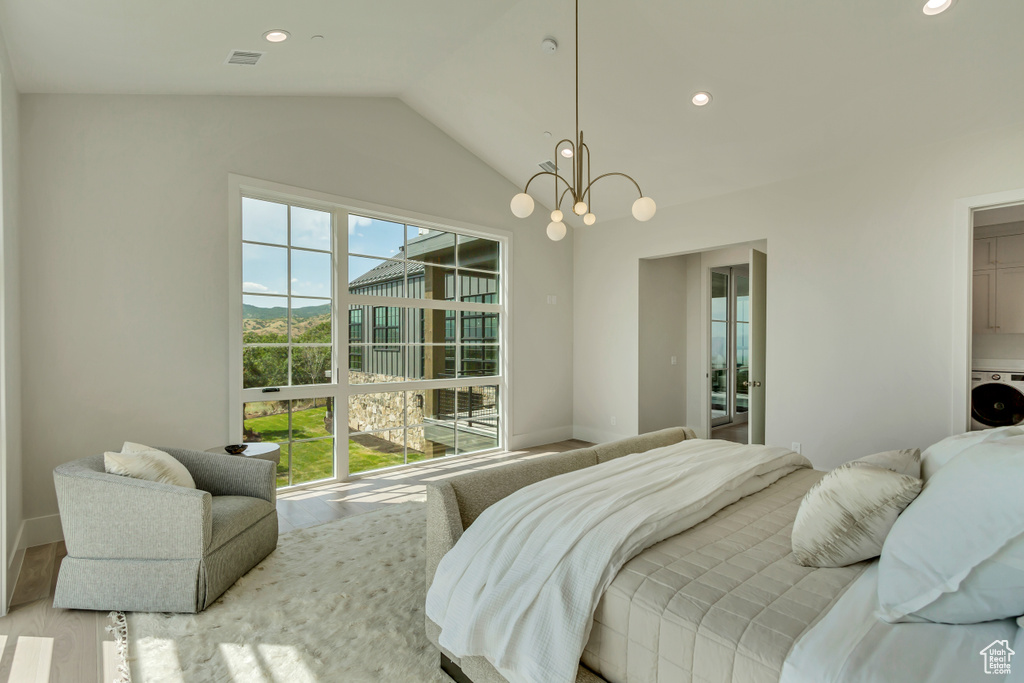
[574,123,1024,470]
[637,256,687,434]
[18,95,574,527]
[973,334,1024,362]
[684,253,704,435]
[0,23,22,612]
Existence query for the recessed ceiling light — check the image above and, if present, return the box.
[923,0,956,15]
[263,30,290,43]
[692,91,712,106]
[560,147,574,158]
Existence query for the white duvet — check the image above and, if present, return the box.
[425,438,810,683]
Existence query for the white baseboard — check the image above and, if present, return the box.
[5,521,25,612]
[508,426,574,451]
[20,514,63,549]
[572,425,631,444]
[8,520,23,561]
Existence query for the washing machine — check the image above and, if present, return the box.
[971,369,1024,430]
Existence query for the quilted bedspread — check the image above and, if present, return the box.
[582,468,868,683]
[427,439,810,683]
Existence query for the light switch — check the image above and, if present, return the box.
[547,295,557,305]
[670,356,678,365]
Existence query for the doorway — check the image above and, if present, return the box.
[967,202,1024,432]
[709,266,750,443]
[954,188,1024,433]
[635,240,766,443]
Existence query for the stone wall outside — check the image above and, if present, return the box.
[348,372,425,451]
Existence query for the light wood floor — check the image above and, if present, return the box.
[0,439,591,683]
[712,421,748,445]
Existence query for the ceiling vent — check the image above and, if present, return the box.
[538,160,557,173]
[226,50,264,66]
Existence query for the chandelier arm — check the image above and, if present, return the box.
[553,138,578,202]
[522,171,576,203]
[558,186,575,208]
[583,172,645,199]
[582,142,592,206]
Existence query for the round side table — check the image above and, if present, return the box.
[205,443,281,466]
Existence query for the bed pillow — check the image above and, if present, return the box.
[920,426,1024,481]
[850,448,921,478]
[792,462,922,568]
[104,442,196,489]
[877,435,1024,623]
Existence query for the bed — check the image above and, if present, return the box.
[424,427,1024,683]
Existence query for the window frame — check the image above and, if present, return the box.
[228,175,511,492]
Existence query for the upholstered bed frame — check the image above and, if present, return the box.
[425,427,697,683]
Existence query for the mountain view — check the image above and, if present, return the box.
[243,303,330,342]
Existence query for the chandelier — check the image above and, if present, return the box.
[509,0,656,241]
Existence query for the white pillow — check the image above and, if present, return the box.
[104,442,196,489]
[877,435,1024,623]
[851,448,921,478]
[920,426,1024,481]
[792,463,921,568]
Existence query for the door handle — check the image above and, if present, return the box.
[745,380,762,388]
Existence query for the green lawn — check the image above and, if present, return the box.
[244,405,427,485]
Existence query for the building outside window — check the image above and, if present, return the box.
[346,218,502,474]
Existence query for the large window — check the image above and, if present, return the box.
[233,185,506,489]
[346,214,502,474]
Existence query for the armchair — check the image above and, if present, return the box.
[52,446,279,613]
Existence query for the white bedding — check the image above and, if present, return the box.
[425,439,810,683]
[781,563,1024,683]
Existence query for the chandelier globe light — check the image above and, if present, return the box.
[509,0,655,240]
[547,220,567,241]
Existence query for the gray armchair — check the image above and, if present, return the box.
[52,446,279,613]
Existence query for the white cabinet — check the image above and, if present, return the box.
[974,235,1024,335]
[974,271,996,334]
[998,234,1024,268]
[975,238,997,271]
[996,267,1024,334]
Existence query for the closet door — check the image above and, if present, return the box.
[973,271,996,334]
[996,267,1024,334]
[974,238,997,271]
[997,234,1024,268]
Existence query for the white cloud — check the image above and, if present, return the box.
[349,215,372,234]
[292,278,298,282]
[243,282,269,292]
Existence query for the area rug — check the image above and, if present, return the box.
[125,502,450,682]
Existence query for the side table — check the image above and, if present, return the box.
[205,443,281,466]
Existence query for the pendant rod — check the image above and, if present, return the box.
[575,0,581,200]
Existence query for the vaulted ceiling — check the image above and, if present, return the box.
[3,0,1023,218]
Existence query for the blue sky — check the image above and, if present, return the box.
[242,198,461,309]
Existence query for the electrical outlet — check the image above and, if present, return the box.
[670,356,678,365]
[547,295,557,305]
[610,416,617,426]
[791,442,802,454]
